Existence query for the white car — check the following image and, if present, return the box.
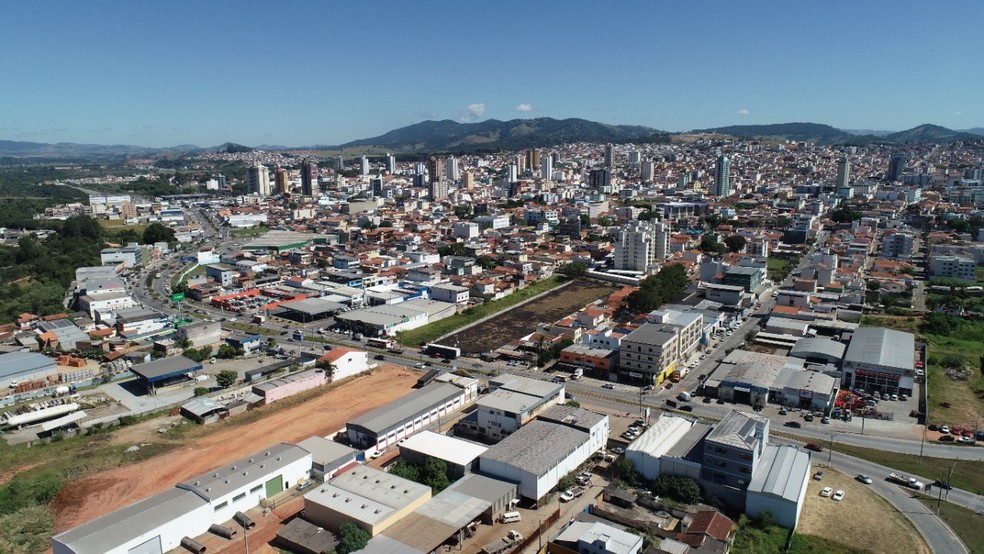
[832,490,845,501]
[940,425,950,434]
[857,474,873,484]
[369,450,382,460]
[559,490,575,502]
[820,487,833,497]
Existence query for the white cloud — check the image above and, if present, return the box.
[514,103,533,112]
[454,102,487,122]
[953,111,962,115]
[737,108,751,116]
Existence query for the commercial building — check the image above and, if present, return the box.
[479,420,593,501]
[316,347,369,381]
[114,308,170,338]
[36,319,89,350]
[701,410,769,490]
[336,299,456,337]
[842,327,915,396]
[346,380,477,451]
[787,337,846,365]
[745,444,812,530]
[100,244,143,268]
[558,344,618,374]
[774,370,838,412]
[398,430,487,478]
[618,322,683,385]
[704,283,745,307]
[252,369,329,404]
[430,283,470,304]
[303,466,432,536]
[0,351,57,385]
[929,254,977,283]
[625,415,698,481]
[715,350,804,408]
[723,266,764,293]
[536,404,610,455]
[205,264,236,286]
[130,356,203,394]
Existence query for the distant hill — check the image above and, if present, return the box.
[884,124,980,143]
[691,123,877,145]
[334,117,666,153]
[962,127,984,137]
[0,139,196,160]
[842,128,895,137]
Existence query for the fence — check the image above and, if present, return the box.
[509,508,560,553]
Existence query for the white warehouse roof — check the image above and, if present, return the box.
[844,327,914,370]
[399,430,486,467]
[747,444,811,502]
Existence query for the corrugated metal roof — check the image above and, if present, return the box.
[705,410,768,451]
[51,487,207,554]
[0,351,56,380]
[626,415,693,457]
[843,327,914,370]
[178,442,309,501]
[348,382,461,435]
[130,355,202,381]
[747,444,811,502]
[480,420,589,477]
[399,430,486,467]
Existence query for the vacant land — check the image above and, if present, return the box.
[767,256,797,281]
[51,364,418,532]
[798,469,930,554]
[443,279,618,355]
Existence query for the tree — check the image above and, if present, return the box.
[421,457,451,493]
[216,344,237,359]
[559,261,588,278]
[216,370,238,388]
[698,234,726,256]
[598,216,613,227]
[142,223,176,245]
[437,242,466,257]
[866,280,881,291]
[616,458,638,485]
[579,214,591,227]
[388,459,421,482]
[830,208,861,224]
[653,474,702,504]
[337,522,371,554]
[625,264,689,313]
[193,387,209,397]
[316,359,336,380]
[723,235,747,253]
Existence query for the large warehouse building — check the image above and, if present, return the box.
[0,351,57,386]
[479,420,593,501]
[398,430,487,478]
[745,444,812,530]
[129,356,203,394]
[52,443,312,554]
[346,379,478,451]
[842,327,916,396]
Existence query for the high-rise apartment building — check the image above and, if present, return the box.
[836,157,850,189]
[614,221,669,271]
[445,156,460,181]
[385,153,397,174]
[641,160,655,182]
[506,164,518,184]
[429,179,448,201]
[525,150,540,173]
[604,144,615,168]
[216,174,227,189]
[274,167,289,195]
[713,155,731,197]
[359,156,370,176]
[628,150,641,166]
[301,160,319,196]
[428,156,446,184]
[335,156,344,171]
[540,154,553,181]
[246,162,270,197]
[462,171,475,190]
[888,154,906,182]
[588,168,611,189]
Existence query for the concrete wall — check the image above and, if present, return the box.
[262,372,329,404]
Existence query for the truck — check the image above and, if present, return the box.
[292,329,304,342]
[669,370,682,383]
[482,531,523,554]
[888,472,924,490]
[678,391,692,402]
[252,314,266,324]
[571,367,583,380]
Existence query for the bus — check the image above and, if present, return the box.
[365,337,394,350]
[423,343,461,360]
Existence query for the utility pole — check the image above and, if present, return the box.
[828,433,834,468]
[919,427,926,461]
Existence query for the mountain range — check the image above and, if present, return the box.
[1,119,982,160]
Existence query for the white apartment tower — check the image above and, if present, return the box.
[445,156,460,181]
[246,162,270,197]
[385,153,397,174]
[360,156,370,176]
[614,221,670,271]
[541,154,554,181]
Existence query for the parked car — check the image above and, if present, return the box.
[820,487,833,497]
[559,490,575,502]
[680,405,694,412]
[804,443,823,452]
[784,421,802,428]
[374,354,386,360]
[939,435,955,442]
[832,490,845,501]
[804,414,815,422]
[814,471,824,481]
[940,425,950,434]
[601,383,615,389]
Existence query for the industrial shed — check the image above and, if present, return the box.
[787,337,846,365]
[346,381,476,451]
[296,436,359,478]
[398,430,487,478]
[252,369,328,404]
[279,297,346,323]
[303,466,432,536]
[180,398,228,425]
[51,487,211,554]
[625,415,696,481]
[275,518,338,554]
[537,404,611,454]
[0,351,57,385]
[129,356,202,394]
[774,369,838,411]
[745,444,811,530]
[843,327,916,396]
[479,420,592,501]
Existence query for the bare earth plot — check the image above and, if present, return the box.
[447,280,618,355]
[51,364,418,533]
[798,469,930,554]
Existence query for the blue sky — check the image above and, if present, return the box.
[2,1,981,147]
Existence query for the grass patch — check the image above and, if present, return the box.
[914,494,984,553]
[789,534,868,554]
[977,266,984,285]
[394,277,567,347]
[766,256,797,282]
[224,322,281,337]
[858,315,920,333]
[828,441,984,494]
[732,514,789,553]
[170,264,205,288]
[230,224,271,238]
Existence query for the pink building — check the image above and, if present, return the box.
[253,369,329,404]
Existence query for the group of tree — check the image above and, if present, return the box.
[625,264,689,313]
[531,337,574,367]
[558,261,588,279]
[830,207,862,224]
[387,457,454,494]
[698,234,726,256]
[182,345,213,363]
[652,474,703,505]
[216,370,239,388]
[335,522,371,554]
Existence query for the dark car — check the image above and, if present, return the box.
[804,443,823,452]
[939,435,955,442]
[703,397,712,403]
[784,421,802,428]
[934,479,954,490]
[804,414,815,422]
[374,354,386,360]
[680,405,694,412]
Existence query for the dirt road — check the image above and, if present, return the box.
[52,364,418,533]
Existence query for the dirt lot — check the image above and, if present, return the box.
[51,364,418,533]
[798,469,930,554]
[447,280,618,355]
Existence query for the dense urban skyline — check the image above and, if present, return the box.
[3,1,983,147]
